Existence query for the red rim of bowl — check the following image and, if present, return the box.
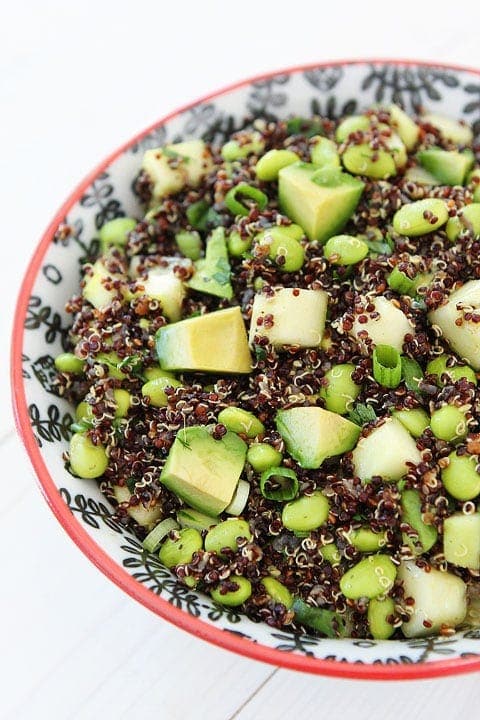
[11,58,480,680]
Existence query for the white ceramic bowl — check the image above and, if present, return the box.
[12,59,480,679]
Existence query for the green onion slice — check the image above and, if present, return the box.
[387,266,417,295]
[225,479,250,516]
[260,466,298,501]
[373,344,402,388]
[186,199,209,228]
[401,356,424,395]
[225,184,268,217]
[142,518,179,553]
[292,598,347,638]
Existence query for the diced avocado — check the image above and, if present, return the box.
[388,104,420,151]
[421,112,473,146]
[352,417,422,482]
[428,280,480,370]
[404,165,441,186]
[156,306,252,374]
[392,408,430,438]
[350,296,414,354]
[368,596,396,640]
[249,287,328,348]
[310,136,340,168]
[278,163,364,242]
[446,203,480,241]
[335,115,371,142]
[398,560,467,638]
[142,139,213,201]
[401,489,438,555]
[187,227,233,299]
[160,425,247,515]
[112,484,162,529]
[83,258,127,310]
[444,512,480,570]
[417,147,474,185]
[275,406,360,469]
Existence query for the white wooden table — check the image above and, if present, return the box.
[3,2,480,717]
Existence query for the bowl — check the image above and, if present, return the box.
[11,59,480,680]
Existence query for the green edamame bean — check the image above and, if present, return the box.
[113,389,132,418]
[320,363,361,415]
[204,518,252,556]
[143,367,178,382]
[320,543,341,565]
[261,228,304,272]
[426,356,477,386]
[392,408,430,438]
[96,352,124,380]
[430,406,468,441]
[324,235,369,266]
[400,489,438,554]
[221,133,265,161]
[310,136,340,169]
[441,451,480,501]
[279,223,304,241]
[350,527,388,553]
[158,527,203,568]
[335,115,370,142]
[227,230,253,257]
[76,400,93,422]
[474,186,480,203]
[445,203,480,242]
[367,596,396,639]
[54,352,84,375]
[99,217,137,249]
[218,407,264,438]
[342,145,396,179]
[211,576,252,606]
[261,576,293,608]
[255,149,300,181]
[340,555,396,599]
[247,443,282,472]
[176,508,219,531]
[69,432,108,479]
[282,492,330,533]
[392,199,449,236]
[175,230,202,260]
[142,376,182,407]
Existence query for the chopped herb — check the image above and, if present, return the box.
[364,237,394,256]
[163,147,190,162]
[401,357,424,395]
[70,420,93,433]
[286,117,324,137]
[126,477,137,493]
[348,402,377,426]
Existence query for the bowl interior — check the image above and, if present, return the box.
[13,60,480,679]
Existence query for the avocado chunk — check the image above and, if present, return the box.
[249,287,328,348]
[156,306,252,374]
[388,104,420,151]
[443,512,480,570]
[142,139,213,202]
[352,417,422,482]
[83,258,127,310]
[401,489,438,555]
[417,147,474,185]
[275,406,360,469]
[421,112,474,146]
[160,425,247,515]
[278,163,364,242]
[428,280,480,370]
[186,227,233,299]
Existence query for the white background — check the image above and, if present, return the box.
[3,1,480,718]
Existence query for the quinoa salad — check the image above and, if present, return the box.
[55,104,480,640]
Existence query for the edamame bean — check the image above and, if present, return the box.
[177,508,219,531]
[69,432,108,479]
[310,136,340,168]
[261,577,293,608]
[96,352,124,379]
[430,406,468,442]
[340,555,397,599]
[143,367,178,382]
[282,492,330,533]
[320,363,361,415]
[445,203,480,242]
[392,408,430,438]
[350,527,388,553]
[400,489,438,554]
[392,199,449,236]
[247,443,282,472]
[255,149,300,181]
[210,576,252,606]
[262,228,304,272]
[335,115,370,142]
[175,230,202,260]
[76,401,93,422]
[324,235,369,265]
[113,389,132,418]
[367,596,395,639]
[99,217,137,249]
[221,133,265,161]
[227,230,253,257]
[342,145,396,179]
[320,543,341,565]
[426,356,477,386]
[204,518,252,556]
[158,527,203,568]
[54,352,84,374]
[142,376,182,407]
[218,407,264,438]
[441,451,480,501]
[279,224,304,241]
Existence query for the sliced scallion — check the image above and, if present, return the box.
[224,184,268,217]
[387,266,417,295]
[142,517,179,553]
[292,598,347,638]
[373,344,402,388]
[401,356,424,395]
[225,479,250,516]
[260,466,298,501]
